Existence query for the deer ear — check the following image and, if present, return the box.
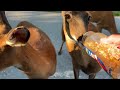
[6,26,30,47]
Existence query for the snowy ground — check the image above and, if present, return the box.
[0,11,120,79]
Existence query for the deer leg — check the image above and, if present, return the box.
[73,67,80,79]
[89,73,96,79]
[58,41,65,55]
[58,25,65,55]
[72,59,80,79]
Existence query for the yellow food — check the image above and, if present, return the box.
[83,32,120,79]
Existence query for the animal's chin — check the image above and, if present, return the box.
[6,41,26,47]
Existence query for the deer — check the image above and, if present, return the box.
[58,11,101,79]
[0,11,57,79]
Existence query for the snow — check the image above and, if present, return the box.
[0,11,119,79]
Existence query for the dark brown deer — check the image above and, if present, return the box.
[88,11,118,34]
[0,11,56,79]
[59,11,101,79]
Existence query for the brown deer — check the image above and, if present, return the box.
[0,11,56,79]
[58,11,118,55]
[88,11,118,34]
[59,11,101,79]
[58,17,99,55]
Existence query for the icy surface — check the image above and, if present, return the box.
[0,11,120,79]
